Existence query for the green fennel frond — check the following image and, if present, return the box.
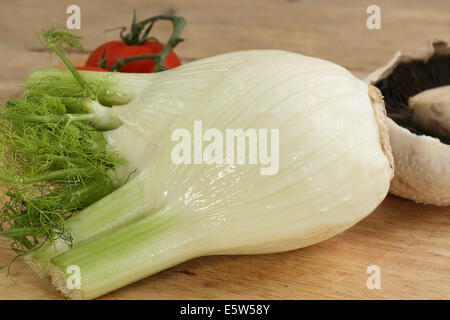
[0,28,131,271]
[41,29,83,52]
[0,92,125,258]
[40,29,96,98]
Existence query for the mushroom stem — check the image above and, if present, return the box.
[409,85,450,139]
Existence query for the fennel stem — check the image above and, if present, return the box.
[41,29,95,97]
[48,43,95,97]
[0,112,94,123]
[25,172,157,277]
[0,168,94,185]
[49,205,202,300]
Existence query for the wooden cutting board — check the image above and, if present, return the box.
[0,0,449,300]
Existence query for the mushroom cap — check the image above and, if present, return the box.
[366,41,450,206]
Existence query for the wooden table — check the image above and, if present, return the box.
[0,0,449,299]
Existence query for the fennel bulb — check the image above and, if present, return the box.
[6,50,392,299]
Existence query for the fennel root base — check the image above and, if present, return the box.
[48,263,82,300]
[23,255,46,279]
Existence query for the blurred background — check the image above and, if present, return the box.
[1,0,449,101]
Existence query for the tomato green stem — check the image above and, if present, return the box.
[97,48,108,69]
[153,16,186,72]
[117,14,186,72]
[111,54,160,72]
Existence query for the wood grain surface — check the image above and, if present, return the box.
[0,0,449,300]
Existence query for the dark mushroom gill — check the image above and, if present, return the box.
[373,42,450,145]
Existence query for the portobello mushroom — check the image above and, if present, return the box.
[366,41,450,206]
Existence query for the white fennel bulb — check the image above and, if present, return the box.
[24,50,393,299]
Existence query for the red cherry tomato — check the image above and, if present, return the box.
[85,40,181,73]
[75,66,108,72]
